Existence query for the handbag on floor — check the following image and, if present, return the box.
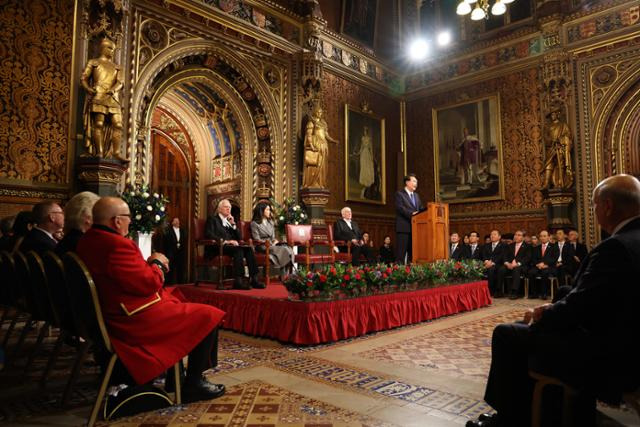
[103,383,172,420]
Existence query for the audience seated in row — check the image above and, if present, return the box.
[466,174,640,427]
[448,226,588,299]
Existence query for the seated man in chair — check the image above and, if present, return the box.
[334,207,374,266]
[77,197,226,403]
[466,174,640,427]
[205,199,262,289]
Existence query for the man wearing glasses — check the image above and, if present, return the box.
[77,197,227,403]
[19,201,64,254]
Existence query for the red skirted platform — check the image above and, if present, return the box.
[179,281,492,345]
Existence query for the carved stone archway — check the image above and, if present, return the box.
[128,39,285,219]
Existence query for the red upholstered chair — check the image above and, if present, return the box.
[328,224,351,264]
[193,217,233,288]
[286,224,334,270]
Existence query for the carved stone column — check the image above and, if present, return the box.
[539,17,576,229]
[77,157,127,196]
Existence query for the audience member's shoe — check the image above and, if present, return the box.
[233,278,250,290]
[541,294,548,300]
[508,293,519,300]
[182,378,225,403]
[528,294,538,299]
[465,413,501,427]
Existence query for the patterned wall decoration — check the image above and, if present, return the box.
[321,72,401,215]
[406,67,546,216]
[566,3,639,44]
[405,37,542,92]
[151,107,196,165]
[0,0,73,185]
[197,0,301,44]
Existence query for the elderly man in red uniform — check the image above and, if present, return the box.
[77,196,226,402]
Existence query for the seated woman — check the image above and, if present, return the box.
[379,235,395,264]
[250,203,294,275]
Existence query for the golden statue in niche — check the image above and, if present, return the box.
[81,38,128,161]
[541,109,574,190]
[302,103,338,189]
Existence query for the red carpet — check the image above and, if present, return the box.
[178,281,492,345]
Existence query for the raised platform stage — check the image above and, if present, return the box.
[179,281,492,345]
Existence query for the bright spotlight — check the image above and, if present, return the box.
[408,38,429,61]
[437,31,451,46]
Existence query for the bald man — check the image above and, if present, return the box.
[77,197,226,403]
[468,174,640,427]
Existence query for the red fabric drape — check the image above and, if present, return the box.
[179,281,491,345]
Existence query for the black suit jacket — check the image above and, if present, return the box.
[395,190,423,233]
[531,217,640,396]
[19,228,57,254]
[503,242,531,268]
[333,219,363,242]
[571,242,588,263]
[481,241,505,265]
[204,215,241,258]
[163,226,187,260]
[466,243,482,260]
[555,241,575,268]
[530,242,559,268]
[449,243,468,261]
[55,228,84,254]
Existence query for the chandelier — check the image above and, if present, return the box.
[456,0,515,20]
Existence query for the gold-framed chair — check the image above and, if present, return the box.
[286,224,334,270]
[62,252,181,426]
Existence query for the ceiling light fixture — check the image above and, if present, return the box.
[456,0,514,20]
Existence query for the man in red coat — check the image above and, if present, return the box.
[77,196,226,402]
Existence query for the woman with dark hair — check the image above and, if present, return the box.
[379,235,395,264]
[250,203,294,272]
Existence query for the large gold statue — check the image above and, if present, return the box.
[81,38,127,161]
[302,104,338,188]
[542,109,573,190]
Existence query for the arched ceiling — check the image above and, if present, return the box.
[164,79,243,158]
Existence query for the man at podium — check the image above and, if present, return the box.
[395,173,424,263]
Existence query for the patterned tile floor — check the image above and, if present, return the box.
[1,299,638,426]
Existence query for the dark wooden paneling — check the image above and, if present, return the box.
[450,214,548,240]
[325,211,395,251]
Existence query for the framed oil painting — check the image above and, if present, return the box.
[432,95,504,203]
[345,104,385,205]
[341,0,378,48]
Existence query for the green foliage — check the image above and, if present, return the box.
[269,197,309,235]
[120,183,169,235]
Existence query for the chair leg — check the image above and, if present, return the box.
[8,316,34,365]
[524,278,529,299]
[88,353,117,427]
[61,340,91,407]
[40,330,66,387]
[1,311,20,347]
[23,321,49,374]
[531,378,546,427]
[173,362,182,405]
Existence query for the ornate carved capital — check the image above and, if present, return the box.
[300,187,330,207]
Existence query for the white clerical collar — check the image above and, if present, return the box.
[34,226,56,241]
[612,215,640,235]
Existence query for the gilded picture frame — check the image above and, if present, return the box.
[345,104,386,205]
[340,0,378,48]
[432,94,505,203]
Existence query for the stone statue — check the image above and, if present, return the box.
[81,38,127,161]
[302,104,338,189]
[542,109,573,190]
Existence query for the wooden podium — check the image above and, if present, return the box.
[412,202,449,264]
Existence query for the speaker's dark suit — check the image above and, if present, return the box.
[394,190,423,263]
[204,214,258,280]
[480,241,505,295]
[333,219,373,266]
[497,242,531,294]
[449,243,468,261]
[163,226,187,284]
[19,228,57,254]
[483,217,640,426]
[528,242,559,298]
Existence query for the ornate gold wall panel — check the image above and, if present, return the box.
[0,0,74,187]
[321,71,401,216]
[406,67,545,215]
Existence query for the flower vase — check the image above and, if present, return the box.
[136,232,153,260]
